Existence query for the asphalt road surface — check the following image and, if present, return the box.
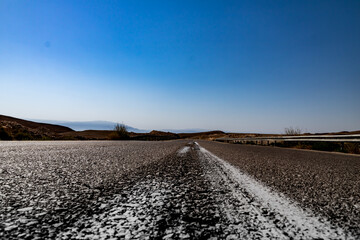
[0,140,359,239]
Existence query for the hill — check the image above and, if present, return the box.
[59,130,114,140]
[0,115,73,133]
[0,114,74,140]
[178,131,226,140]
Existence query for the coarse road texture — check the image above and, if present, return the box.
[198,140,360,237]
[0,141,359,239]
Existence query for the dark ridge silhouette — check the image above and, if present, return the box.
[0,114,74,133]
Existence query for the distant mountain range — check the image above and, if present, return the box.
[27,119,212,133]
[28,120,148,133]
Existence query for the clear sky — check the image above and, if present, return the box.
[1,0,359,133]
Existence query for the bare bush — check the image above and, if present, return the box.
[109,123,130,140]
[284,127,302,135]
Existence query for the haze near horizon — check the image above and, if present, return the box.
[1,0,359,133]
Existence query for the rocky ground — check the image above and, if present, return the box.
[0,140,358,239]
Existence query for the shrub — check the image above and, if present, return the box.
[109,123,130,140]
[0,127,12,140]
[344,143,360,154]
[14,131,34,140]
[284,127,302,135]
[312,142,340,152]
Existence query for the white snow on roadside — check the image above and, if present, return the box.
[196,142,354,240]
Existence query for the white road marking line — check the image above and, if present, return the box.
[196,142,354,239]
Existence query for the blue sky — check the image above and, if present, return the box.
[1,0,359,133]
